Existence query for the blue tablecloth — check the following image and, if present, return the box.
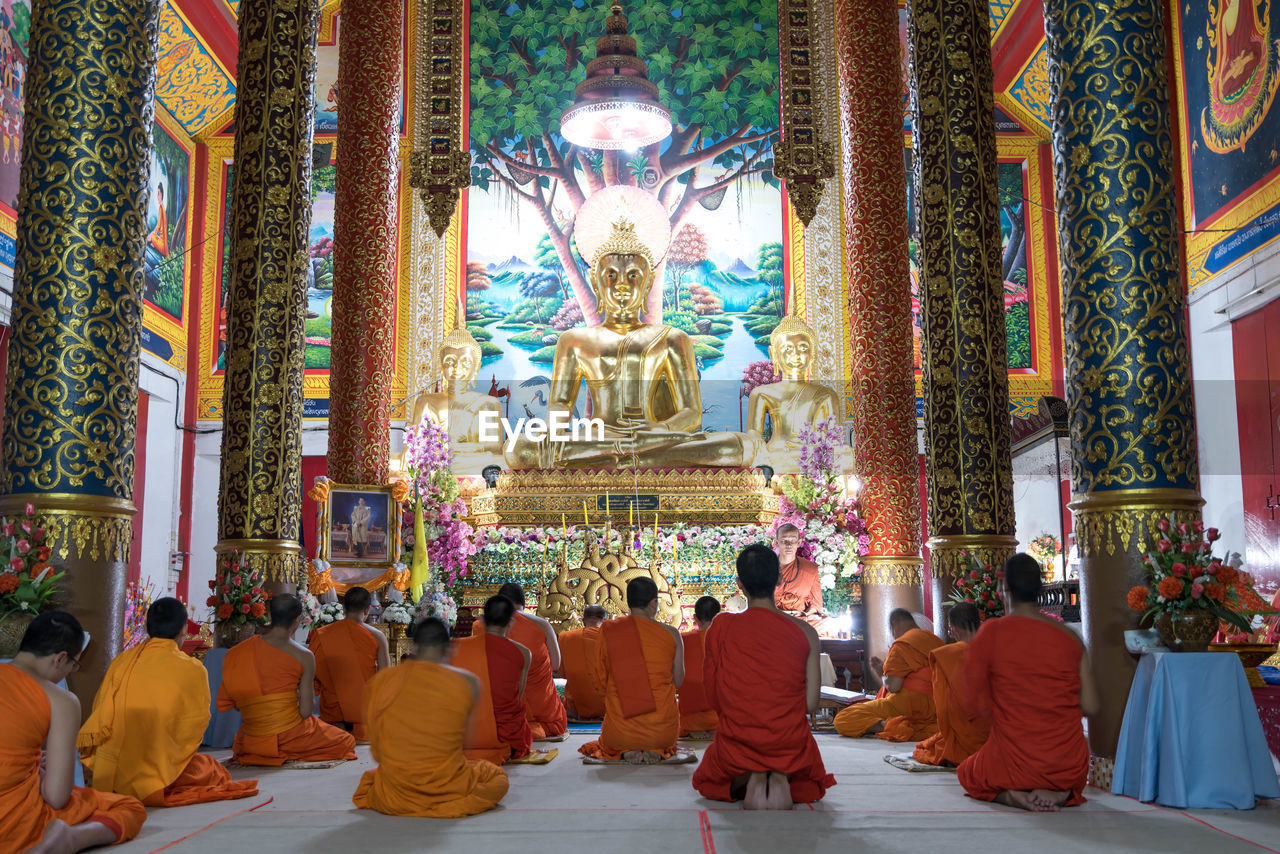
[1114,651,1280,809]
[0,658,85,787]
[200,647,242,748]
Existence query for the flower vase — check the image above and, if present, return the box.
[215,620,257,649]
[0,612,36,658]
[1153,610,1218,652]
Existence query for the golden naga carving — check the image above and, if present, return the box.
[537,528,681,629]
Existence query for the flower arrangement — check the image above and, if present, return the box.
[0,504,63,618]
[403,420,477,592]
[949,556,1005,619]
[314,601,345,626]
[122,582,155,650]
[381,602,414,625]
[414,586,459,628]
[1125,519,1254,633]
[205,550,269,627]
[739,360,780,399]
[1027,533,1061,564]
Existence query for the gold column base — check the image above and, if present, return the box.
[859,556,925,692]
[1068,488,1203,557]
[0,492,135,563]
[214,538,305,586]
[858,555,924,586]
[925,534,1017,633]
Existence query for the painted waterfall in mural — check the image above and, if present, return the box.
[466,0,783,432]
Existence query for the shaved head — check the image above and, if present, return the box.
[583,604,608,627]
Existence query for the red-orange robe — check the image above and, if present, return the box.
[559,626,607,720]
[451,634,533,764]
[353,660,509,817]
[0,664,146,849]
[678,629,717,736]
[911,641,989,766]
[216,636,357,766]
[833,627,943,741]
[78,638,259,806]
[692,609,835,803]
[506,613,568,738]
[776,557,836,635]
[580,616,681,759]
[957,616,1089,805]
[310,619,380,740]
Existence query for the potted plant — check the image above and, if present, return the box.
[0,504,64,657]
[205,550,269,648]
[1127,519,1252,652]
[1027,533,1061,581]
[948,555,1005,620]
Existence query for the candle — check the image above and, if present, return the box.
[583,500,589,528]
[653,513,659,541]
[562,513,567,538]
[605,492,610,515]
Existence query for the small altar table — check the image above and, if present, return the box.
[1114,652,1280,809]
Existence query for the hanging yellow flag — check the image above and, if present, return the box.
[409,495,430,601]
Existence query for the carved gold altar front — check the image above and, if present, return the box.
[537,530,681,629]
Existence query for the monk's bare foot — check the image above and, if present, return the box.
[996,789,1055,812]
[766,771,793,810]
[743,772,769,809]
[1029,789,1069,811]
[622,750,662,765]
[28,820,74,854]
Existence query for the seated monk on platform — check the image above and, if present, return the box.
[353,617,509,817]
[1,611,146,852]
[580,577,684,764]
[452,595,533,763]
[559,604,609,720]
[773,524,835,636]
[309,586,390,740]
[958,554,1098,811]
[834,608,943,740]
[911,602,989,767]
[472,583,568,739]
[217,594,357,766]
[693,545,835,808]
[79,598,259,806]
[679,596,720,738]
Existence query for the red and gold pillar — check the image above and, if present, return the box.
[836,0,924,667]
[327,0,404,485]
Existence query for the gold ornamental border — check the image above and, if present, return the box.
[0,493,136,564]
[775,0,835,225]
[858,556,924,587]
[926,534,1019,579]
[1068,488,1203,558]
[495,467,768,493]
[214,537,307,585]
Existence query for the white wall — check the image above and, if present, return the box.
[136,353,185,596]
[1012,475,1064,558]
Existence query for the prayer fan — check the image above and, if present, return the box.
[573,185,671,268]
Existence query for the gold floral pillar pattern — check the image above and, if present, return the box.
[215,0,321,585]
[836,0,924,657]
[0,0,163,697]
[327,0,403,485]
[1045,0,1202,769]
[906,0,1016,609]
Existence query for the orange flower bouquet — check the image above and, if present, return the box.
[206,550,270,628]
[0,503,63,618]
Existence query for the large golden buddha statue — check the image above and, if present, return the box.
[505,217,757,469]
[406,326,506,476]
[746,315,852,474]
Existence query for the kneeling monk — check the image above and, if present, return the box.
[452,595,533,763]
[353,617,509,817]
[217,594,357,766]
[679,596,720,738]
[912,602,989,767]
[834,608,943,741]
[580,577,683,764]
[1,611,146,852]
[309,585,390,741]
[958,554,1098,811]
[558,604,608,720]
[472,582,567,738]
[79,598,259,805]
[693,545,835,808]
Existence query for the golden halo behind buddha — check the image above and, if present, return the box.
[573,185,671,269]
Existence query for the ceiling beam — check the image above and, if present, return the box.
[172,0,239,79]
[992,0,1044,92]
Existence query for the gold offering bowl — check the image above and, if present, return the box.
[1208,643,1277,688]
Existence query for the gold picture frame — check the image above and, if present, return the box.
[315,480,406,594]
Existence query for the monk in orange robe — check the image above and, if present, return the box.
[834,609,943,740]
[958,554,1098,811]
[773,523,835,635]
[452,594,533,764]
[580,577,683,764]
[217,594,357,766]
[353,616,509,817]
[679,596,720,737]
[79,598,259,806]
[559,604,608,720]
[912,602,989,767]
[693,545,835,808]
[309,585,390,741]
[1,611,147,852]
[472,582,567,739]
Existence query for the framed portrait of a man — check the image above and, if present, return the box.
[318,484,402,589]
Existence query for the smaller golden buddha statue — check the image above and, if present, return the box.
[404,326,505,476]
[746,315,852,474]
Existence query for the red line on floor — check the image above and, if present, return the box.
[147,797,274,853]
[1166,808,1280,854]
[698,810,716,854]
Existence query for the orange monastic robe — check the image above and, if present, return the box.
[477,612,568,738]
[776,557,836,635]
[310,619,380,740]
[559,626,606,720]
[833,627,943,741]
[216,637,357,766]
[692,609,835,803]
[579,616,680,760]
[451,634,533,764]
[911,641,990,766]
[678,629,717,736]
[353,660,509,817]
[78,638,259,806]
[957,616,1089,806]
[0,664,146,850]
